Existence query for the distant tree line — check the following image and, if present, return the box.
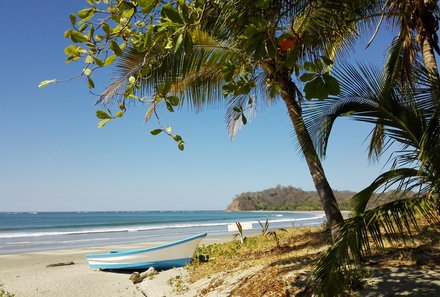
[226,185,399,211]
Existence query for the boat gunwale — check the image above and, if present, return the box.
[86,232,207,258]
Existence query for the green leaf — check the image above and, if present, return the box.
[172,134,182,142]
[165,126,172,133]
[285,47,298,69]
[69,14,76,26]
[294,65,300,77]
[179,0,189,23]
[157,82,172,95]
[321,56,334,65]
[129,76,136,84]
[161,3,183,24]
[118,1,135,10]
[111,24,122,35]
[96,110,112,119]
[150,129,163,135]
[139,0,158,14]
[83,68,92,76]
[174,34,184,53]
[38,79,56,88]
[242,114,247,125]
[78,8,94,19]
[78,23,88,33]
[244,25,259,38]
[85,55,94,64]
[122,8,135,19]
[323,74,340,95]
[102,23,111,35]
[164,37,174,49]
[110,40,123,56]
[165,100,175,112]
[304,77,328,100]
[115,111,124,118]
[233,106,242,113]
[103,55,116,66]
[168,96,180,106]
[255,0,271,9]
[87,77,95,89]
[93,56,104,67]
[178,140,185,151]
[300,73,318,82]
[304,61,317,72]
[98,118,111,128]
[69,31,88,43]
[183,33,193,53]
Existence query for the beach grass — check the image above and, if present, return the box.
[188,226,331,295]
[186,221,440,296]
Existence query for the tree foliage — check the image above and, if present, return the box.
[42,0,440,294]
[308,61,440,296]
[41,0,354,144]
[226,185,409,211]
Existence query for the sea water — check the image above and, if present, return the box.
[0,211,325,254]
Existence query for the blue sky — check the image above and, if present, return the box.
[0,1,394,211]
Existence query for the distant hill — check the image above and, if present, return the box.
[226,185,398,211]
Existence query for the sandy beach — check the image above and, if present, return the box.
[0,236,232,297]
[0,211,327,296]
[1,223,439,297]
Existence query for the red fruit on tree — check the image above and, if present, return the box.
[278,37,298,51]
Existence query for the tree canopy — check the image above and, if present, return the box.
[42,0,440,295]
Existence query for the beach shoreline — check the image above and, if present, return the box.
[1,222,439,297]
[0,211,329,296]
[0,234,235,297]
[0,210,327,255]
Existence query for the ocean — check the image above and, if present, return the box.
[0,211,325,254]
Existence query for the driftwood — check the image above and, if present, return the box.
[129,267,156,284]
[46,261,75,268]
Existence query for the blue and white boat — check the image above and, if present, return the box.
[86,233,207,270]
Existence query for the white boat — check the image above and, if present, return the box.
[86,233,207,270]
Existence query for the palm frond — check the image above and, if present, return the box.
[225,95,257,139]
[312,194,440,296]
[351,168,422,214]
[100,27,239,110]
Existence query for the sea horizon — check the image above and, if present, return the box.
[0,210,326,254]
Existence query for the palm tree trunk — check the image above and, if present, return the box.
[417,0,440,76]
[276,75,344,240]
[421,37,439,76]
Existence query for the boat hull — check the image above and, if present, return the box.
[86,233,207,270]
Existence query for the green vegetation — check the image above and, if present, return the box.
[190,227,326,283]
[309,61,440,297]
[228,186,353,211]
[258,218,288,247]
[50,0,440,295]
[232,222,246,244]
[167,275,189,294]
[188,223,440,296]
[227,185,402,211]
[48,0,354,234]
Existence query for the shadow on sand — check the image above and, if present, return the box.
[359,266,440,296]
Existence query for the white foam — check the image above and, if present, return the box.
[0,215,325,239]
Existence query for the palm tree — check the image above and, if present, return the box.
[385,0,440,81]
[96,0,374,238]
[298,0,440,84]
[307,62,440,296]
